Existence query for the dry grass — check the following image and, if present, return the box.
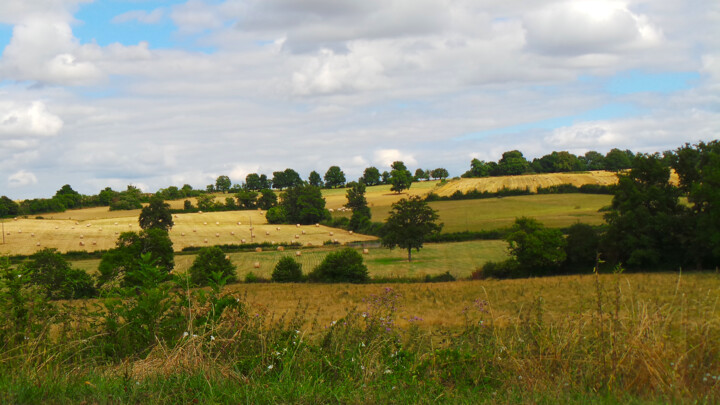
[0,210,374,256]
[434,171,619,196]
[223,271,720,332]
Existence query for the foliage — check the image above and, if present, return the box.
[265,206,288,224]
[188,247,237,286]
[430,168,449,180]
[531,151,585,173]
[279,184,330,225]
[308,248,369,283]
[362,166,381,186]
[0,196,20,217]
[603,154,687,268]
[272,168,303,190]
[257,189,278,210]
[139,197,174,231]
[235,190,259,209]
[497,150,530,176]
[564,223,599,271]
[345,181,371,232]
[323,166,346,188]
[271,256,304,282]
[97,228,175,288]
[604,148,635,171]
[389,161,413,193]
[381,196,442,261]
[21,248,96,299]
[671,140,720,267]
[245,173,271,191]
[308,170,323,187]
[215,175,232,193]
[505,217,566,276]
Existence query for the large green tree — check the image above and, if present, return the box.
[139,197,174,231]
[324,166,346,188]
[188,246,237,286]
[603,154,687,268]
[389,161,413,193]
[381,196,442,261]
[308,171,323,187]
[362,167,381,186]
[497,150,530,176]
[279,184,330,225]
[22,248,96,299]
[215,175,232,193]
[505,217,566,276]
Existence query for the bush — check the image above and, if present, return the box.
[244,271,269,283]
[271,256,303,282]
[308,248,369,283]
[265,206,287,224]
[471,260,523,279]
[188,247,237,286]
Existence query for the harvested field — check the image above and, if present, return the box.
[433,171,619,196]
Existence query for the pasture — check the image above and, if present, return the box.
[72,240,510,280]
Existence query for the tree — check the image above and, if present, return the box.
[272,169,302,189]
[497,150,530,176]
[245,173,262,191]
[308,248,369,283]
[0,196,19,217]
[531,151,585,173]
[265,206,288,224]
[215,176,231,193]
[670,141,720,267]
[280,184,330,224]
[414,168,427,181]
[362,167,381,186]
[506,217,566,276]
[196,194,216,211]
[98,229,175,288]
[564,223,599,271]
[345,181,371,231]
[381,196,442,261]
[53,184,82,209]
[389,161,413,193]
[22,248,96,299]
[603,154,687,268]
[139,197,174,231]
[381,171,390,184]
[235,190,258,209]
[324,166,346,188]
[430,168,449,180]
[604,148,634,171]
[462,158,491,178]
[308,171,323,187]
[188,247,237,286]
[582,151,606,171]
[257,189,278,210]
[272,256,303,282]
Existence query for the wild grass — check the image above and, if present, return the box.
[1,271,718,403]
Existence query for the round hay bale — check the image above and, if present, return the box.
[216,222,220,225]
[277,246,284,251]
[296,224,300,228]
[329,209,334,213]
[276,227,281,231]
[181,232,185,236]
[241,239,246,243]
[203,222,207,225]
[225,255,230,260]
[302,230,306,235]
[215,233,220,237]
[249,226,254,231]
[363,249,369,254]
[193,229,197,232]
[294,234,300,239]
[99,227,103,231]
[92,241,97,246]
[204,238,208,243]
[79,235,84,239]
[30,233,35,237]
[253,262,260,268]
[79,241,85,246]
[55,226,59,230]
[295,251,302,257]
[114,222,118,225]
[265,231,270,235]
[17,230,21,233]
[255,247,262,253]
[36,242,41,246]
[315,223,319,227]
[198,210,203,214]
[329,232,334,236]
[237,222,242,225]
[333,239,338,243]
[231,231,235,235]
[349,231,353,235]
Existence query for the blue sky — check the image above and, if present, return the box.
[0,0,718,198]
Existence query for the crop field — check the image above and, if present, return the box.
[0,210,374,256]
[72,240,509,280]
[434,170,620,195]
[322,180,440,210]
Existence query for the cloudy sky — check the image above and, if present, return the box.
[1,0,718,198]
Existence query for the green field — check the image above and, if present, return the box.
[333,193,612,232]
[73,240,510,280]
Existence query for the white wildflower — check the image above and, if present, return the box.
[267,364,274,370]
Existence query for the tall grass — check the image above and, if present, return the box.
[1,263,718,403]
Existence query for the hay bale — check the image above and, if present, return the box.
[253,262,260,268]
[215,233,220,237]
[296,224,300,227]
[99,227,103,231]
[198,211,203,214]
[92,241,97,246]
[302,230,306,235]
[215,222,219,225]
[203,222,207,225]
[329,209,334,213]
[114,222,118,225]
[204,239,208,243]
[241,239,246,243]
[36,242,41,246]
[294,234,300,239]
[255,247,262,253]
[249,226,254,231]
[79,235,84,239]
[79,241,85,246]
[193,229,197,232]
[349,231,353,235]
[237,222,242,225]
[276,227,281,231]
[363,249,369,254]
[277,246,284,251]
[295,251,301,257]
[329,232,334,236]
[315,223,319,227]
[266,231,270,235]
[231,231,235,235]
[30,233,35,237]
[181,232,185,236]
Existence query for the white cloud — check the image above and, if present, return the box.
[112,9,165,24]
[523,1,662,55]
[8,170,39,187]
[0,101,64,137]
[373,149,417,168]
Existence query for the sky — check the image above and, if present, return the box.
[0,0,718,199]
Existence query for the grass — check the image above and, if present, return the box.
[72,240,510,280]
[333,193,612,232]
[1,271,719,403]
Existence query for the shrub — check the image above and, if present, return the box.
[188,247,237,286]
[471,260,523,279]
[308,248,369,283]
[272,256,304,282]
[244,271,269,283]
[265,206,287,224]
[563,223,600,272]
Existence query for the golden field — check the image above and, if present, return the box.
[0,210,374,256]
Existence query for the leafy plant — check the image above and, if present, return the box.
[272,256,304,282]
[309,248,369,283]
